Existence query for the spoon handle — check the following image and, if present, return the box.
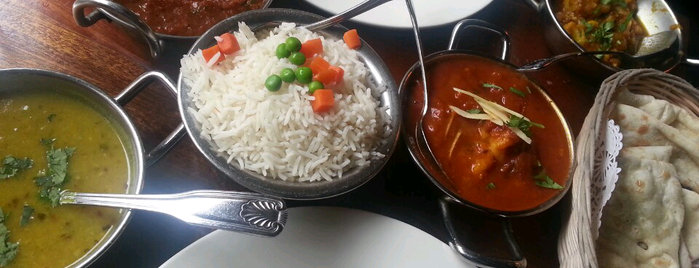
[517,51,626,72]
[305,0,393,31]
[60,190,287,237]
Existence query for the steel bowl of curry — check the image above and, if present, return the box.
[400,19,574,267]
[0,68,182,268]
[72,0,273,58]
[522,0,683,79]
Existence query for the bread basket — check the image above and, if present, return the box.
[557,68,699,267]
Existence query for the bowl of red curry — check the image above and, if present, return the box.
[72,0,272,58]
[400,19,574,267]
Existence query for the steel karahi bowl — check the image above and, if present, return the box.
[0,68,184,267]
[177,9,401,200]
[71,0,274,58]
[399,19,575,268]
[523,0,683,79]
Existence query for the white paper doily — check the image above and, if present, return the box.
[590,119,623,239]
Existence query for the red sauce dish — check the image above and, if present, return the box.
[408,54,572,212]
[399,19,574,267]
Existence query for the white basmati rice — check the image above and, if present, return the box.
[180,22,389,182]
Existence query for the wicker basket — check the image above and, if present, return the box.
[557,69,699,268]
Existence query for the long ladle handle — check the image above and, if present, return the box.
[517,51,629,72]
[405,0,427,119]
[60,190,287,237]
[304,0,393,31]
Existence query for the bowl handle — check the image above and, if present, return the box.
[448,19,512,62]
[72,0,161,58]
[115,71,186,167]
[439,196,527,268]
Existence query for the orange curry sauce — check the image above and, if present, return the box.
[117,0,266,36]
[409,55,571,212]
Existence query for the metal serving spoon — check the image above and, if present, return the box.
[60,190,287,237]
[518,31,688,71]
[517,51,643,71]
[406,0,440,177]
[250,0,393,32]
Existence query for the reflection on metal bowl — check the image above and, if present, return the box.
[523,0,683,79]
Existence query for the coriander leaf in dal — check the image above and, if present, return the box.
[47,113,57,122]
[19,205,34,227]
[40,138,55,147]
[0,156,33,180]
[34,144,76,207]
[0,208,19,267]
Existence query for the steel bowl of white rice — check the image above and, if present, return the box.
[177,9,400,199]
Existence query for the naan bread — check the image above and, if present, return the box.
[596,155,685,268]
[682,189,699,262]
[622,146,673,162]
[616,90,699,135]
[615,102,699,193]
[679,240,692,268]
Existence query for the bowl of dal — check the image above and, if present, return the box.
[0,68,183,267]
[176,9,400,200]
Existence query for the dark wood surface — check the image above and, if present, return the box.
[0,0,696,267]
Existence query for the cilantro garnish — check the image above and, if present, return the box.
[40,138,56,147]
[0,208,19,267]
[601,0,626,7]
[591,21,615,51]
[486,183,496,190]
[482,83,503,90]
[509,87,526,97]
[506,115,545,137]
[35,141,75,207]
[0,156,33,180]
[618,13,634,32]
[581,20,595,34]
[19,205,33,227]
[533,170,563,189]
[466,108,482,114]
[47,113,57,122]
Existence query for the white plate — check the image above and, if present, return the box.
[160,206,475,268]
[302,0,493,29]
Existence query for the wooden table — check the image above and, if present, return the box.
[0,0,696,267]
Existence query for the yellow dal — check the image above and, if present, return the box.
[0,92,129,268]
